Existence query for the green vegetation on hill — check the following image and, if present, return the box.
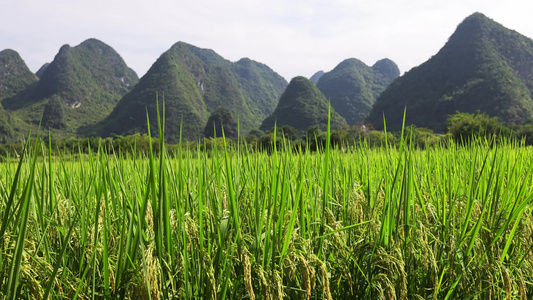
[309,70,324,84]
[372,58,401,82]
[233,57,287,117]
[0,49,38,101]
[367,12,533,131]
[91,42,287,142]
[0,49,39,140]
[260,76,346,132]
[204,106,238,138]
[42,96,66,129]
[316,58,399,125]
[35,62,50,78]
[0,107,13,142]
[2,39,138,139]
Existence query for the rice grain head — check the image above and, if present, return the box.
[20,263,43,300]
[254,263,270,300]
[243,251,255,300]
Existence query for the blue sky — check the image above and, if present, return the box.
[1,0,532,81]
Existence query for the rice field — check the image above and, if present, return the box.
[1,122,533,299]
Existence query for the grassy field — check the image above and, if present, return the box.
[1,124,533,299]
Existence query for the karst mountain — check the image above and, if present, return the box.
[367,12,533,131]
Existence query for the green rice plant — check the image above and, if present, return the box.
[2,131,41,299]
[3,104,533,299]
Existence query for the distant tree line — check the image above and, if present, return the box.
[249,111,522,152]
[1,111,533,159]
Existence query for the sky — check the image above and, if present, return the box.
[1,0,533,81]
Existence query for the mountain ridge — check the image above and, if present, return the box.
[1,12,533,142]
[2,38,139,137]
[88,41,287,142]
[316,57,399,125]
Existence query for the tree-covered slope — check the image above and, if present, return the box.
[367,13,533,131]
[0,49,38,101]
[0,105,29,142]
[316,58,399,125]
[260,76,346,132]
[204,106,238,138]
[35,63,50,79]
[0,106,15,142]
[91,42,287,142]
[233,57,287,118]
[0,49,38,140]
